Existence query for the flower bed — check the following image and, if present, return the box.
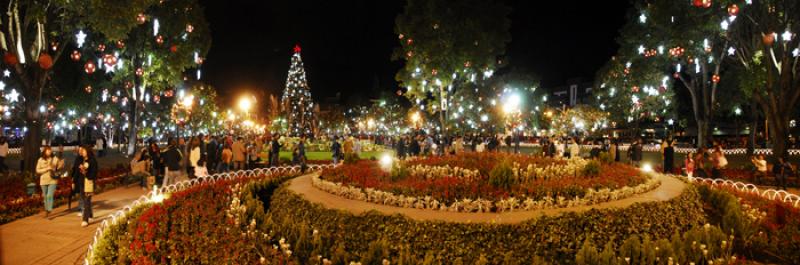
[317,153,655,212]
[87,172,298,265]
[263,184,705,263]
[0,166,128,224]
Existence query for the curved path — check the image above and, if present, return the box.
[287,172,687,224]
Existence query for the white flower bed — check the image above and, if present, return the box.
[311,173,661,213]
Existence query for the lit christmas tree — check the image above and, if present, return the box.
[282,44,316,137]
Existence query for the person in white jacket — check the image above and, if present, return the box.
[36,146,63,217]
[188,137,201,178]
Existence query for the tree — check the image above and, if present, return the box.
[0,0,156,171]
[549,105,609,137]
[282,45,315,137]
[725,0,800,158]
[597,1,733,147]
[594,55,676,133]
[102,0,210,155]
[393,0,511,133]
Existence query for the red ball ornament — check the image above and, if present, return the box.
[673,72,681,79]
[124,81,134,89]
[632,86,640,93]
[170,45,178,53]
[136,13,146,24]
[135,67,144,76]
[3,53,19,65]
[97,44,106,52]
[85,85,93,93]
[728,4,739,16]
[38,53,53,69]
[102,54,118,67]
[712,74,721,83]
[84,61,96,74]
[186,24,194,33]
[155,35,164,45]
[703,0,712,8]
[692,0,703,7]
[154,95,160,104]
[116,40,125,49]
[431,69,438,76]
[70,50,81,61]
[763,33,775,46]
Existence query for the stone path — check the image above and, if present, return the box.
[0,186,147,265]
[288,172,686,224]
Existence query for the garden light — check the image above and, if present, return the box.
[379,153,393,171]
[641,163,653,173]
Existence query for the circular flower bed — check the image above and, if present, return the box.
[315,153,660,212]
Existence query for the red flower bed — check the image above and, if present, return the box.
[0,167,128,224]
[321,154,647,204]
[125,179,293,264]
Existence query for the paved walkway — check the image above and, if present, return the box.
[288,172,686,224]
[0,186,147,265]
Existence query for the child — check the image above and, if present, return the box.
[195,158,209,178]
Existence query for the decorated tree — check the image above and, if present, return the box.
[724,0,800,158]
[602,0,800,157]
[394,0,511,133]
[0,0,156,171]
[549,105,610,137]
[75,0,211,154]
[281,45,316,137]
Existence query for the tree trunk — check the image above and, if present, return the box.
[22,104,43,173]
[127,99,139,156]
[696,119,708,149]
[769,113,790,159]
[747,104,758,156]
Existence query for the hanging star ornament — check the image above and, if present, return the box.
[3,70,10,77]
[6,89,19,103]
[76,30,87,48]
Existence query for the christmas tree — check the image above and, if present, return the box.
[282,44,316,137]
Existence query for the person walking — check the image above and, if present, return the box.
[218,143,233,173]
[711,146,727,179]
[270,135,282,166]
[231,137,246,171]
[569,138,581,159]
[36,146,63,217]
[188,137,201,178]
[663,140,675,174]
[161,138,183,187]
[80,145,98,227]
[684,152,696,178]
[609,140,618,162]
[69,147,85,213]
[0,136,8,172]
[206,136,219,174]
[131,148,152,189]
[773,157,792,191]
[331,136,342,165]
[148,142,163,185]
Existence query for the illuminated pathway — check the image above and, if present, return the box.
[0,186,146,265]
[288,172,686,224]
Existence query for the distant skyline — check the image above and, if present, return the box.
[198,0,631,108]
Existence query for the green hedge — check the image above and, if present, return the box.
[264,185,705,264]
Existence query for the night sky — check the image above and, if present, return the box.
[198,0,632,109]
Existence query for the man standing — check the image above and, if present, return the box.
[331,136,342,165]
[270,135,282,167]
[231,137,246,170]
[161,138,183,187]
[0,136,8,172]
[206,136,219,174]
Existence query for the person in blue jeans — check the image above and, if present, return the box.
[36,146,63,217]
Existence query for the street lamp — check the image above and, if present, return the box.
[410,111,421,129]
[238,95,254,117]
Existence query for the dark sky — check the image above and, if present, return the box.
[198,0,631,108]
